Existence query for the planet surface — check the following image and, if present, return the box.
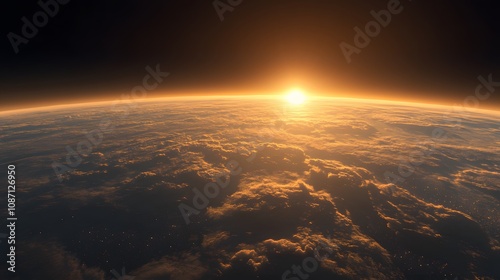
[1,96,499,279]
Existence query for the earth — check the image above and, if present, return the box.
[1,96,499,279]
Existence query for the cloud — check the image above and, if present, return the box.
[2,98,500,279]
[130,253,207,280]
[7,242,105,280]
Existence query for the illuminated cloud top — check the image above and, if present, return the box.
[0,96,499,279]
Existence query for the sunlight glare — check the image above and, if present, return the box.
[286,89,306,105]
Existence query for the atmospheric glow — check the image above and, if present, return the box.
[286,89,307,105]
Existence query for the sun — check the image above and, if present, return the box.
[285,89,307,105]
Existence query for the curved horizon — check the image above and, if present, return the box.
[2,92,500,116]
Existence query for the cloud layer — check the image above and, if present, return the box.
[1,97,499,279]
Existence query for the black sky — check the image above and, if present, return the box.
[1,0,499,111]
